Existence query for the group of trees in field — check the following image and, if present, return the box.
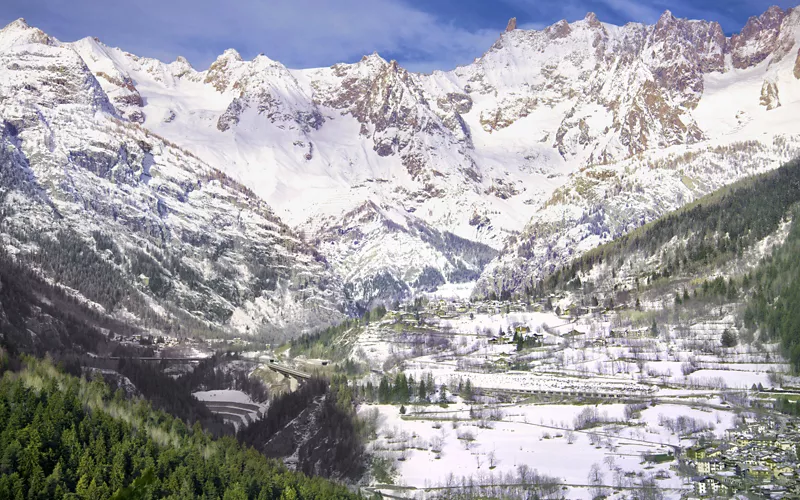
[0,357,358,500]
[362,373,474,405]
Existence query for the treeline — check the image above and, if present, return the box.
[363,373,474,404]
[774,397,800,417]
[113,354,273,437]
[528,158,800,297]
[289,319,360,360]
[0,246,130,358]
[0,357,359,500]
[743,207,800,372]
[289,304,391,361]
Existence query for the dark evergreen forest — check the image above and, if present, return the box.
[0,357,359,500]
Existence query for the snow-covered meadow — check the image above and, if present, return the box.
[343,301,793,497]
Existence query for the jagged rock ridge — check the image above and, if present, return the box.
[2,5,800,315]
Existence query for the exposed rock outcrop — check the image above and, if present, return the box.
[760,80,781,110]
[730,6,786,69]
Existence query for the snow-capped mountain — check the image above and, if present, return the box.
[3,5,800,325]
[476,6,800,297]
[0,19,345,339]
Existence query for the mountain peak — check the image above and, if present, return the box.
[730,4,788,69]
[657,10,676,24]
[358,52,388,68]
[3,18,29,31]
[506,17,517,32]
[584,12,602,28]
[765,5,786,17]
[221,48,243,61]
[0,17,54,49]
[205,49,245,91]
[545,19,571,39]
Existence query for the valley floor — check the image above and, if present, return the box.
[284,298,800,498]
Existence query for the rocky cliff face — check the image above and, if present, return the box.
[730,6,788,69]
[208,51,324,133]
[760,80,782,109]
[794,47,800,78]
[451,10,730,165]
[310,54,477,183]
[3,6,800,315]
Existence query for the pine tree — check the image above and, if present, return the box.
[378,376,390,404]
[463,379,473,401]
[721,329,738,348]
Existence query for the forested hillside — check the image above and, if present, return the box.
[0,247,125,358]
[744,207,800,372]
[0,356,359,500]
[239,377,365,481]
[527,158,800,371]
[534,158,800,295]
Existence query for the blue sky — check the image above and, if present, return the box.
[1,0,797,72]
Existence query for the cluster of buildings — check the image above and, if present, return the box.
[685,415,800,498]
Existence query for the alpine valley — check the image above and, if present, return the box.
[2,5,800,339]
[6,5,800,500]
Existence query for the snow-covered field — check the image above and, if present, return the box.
[363,398,739,498]
[341,300,792,497]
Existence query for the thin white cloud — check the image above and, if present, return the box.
[1,0,789,72]
[0,0,503,71]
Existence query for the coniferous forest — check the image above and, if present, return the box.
[0,356,359,500]
[527,158,800,371]
[538,158,800,293]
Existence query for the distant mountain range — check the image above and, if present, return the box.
[1,5,800,337]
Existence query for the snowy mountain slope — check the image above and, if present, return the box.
[475,138,800,298]
[302,199,497,309]
[64,36,564,305]
[5,5,800,309]
[0,20,345,339]
[477,7,800,297]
